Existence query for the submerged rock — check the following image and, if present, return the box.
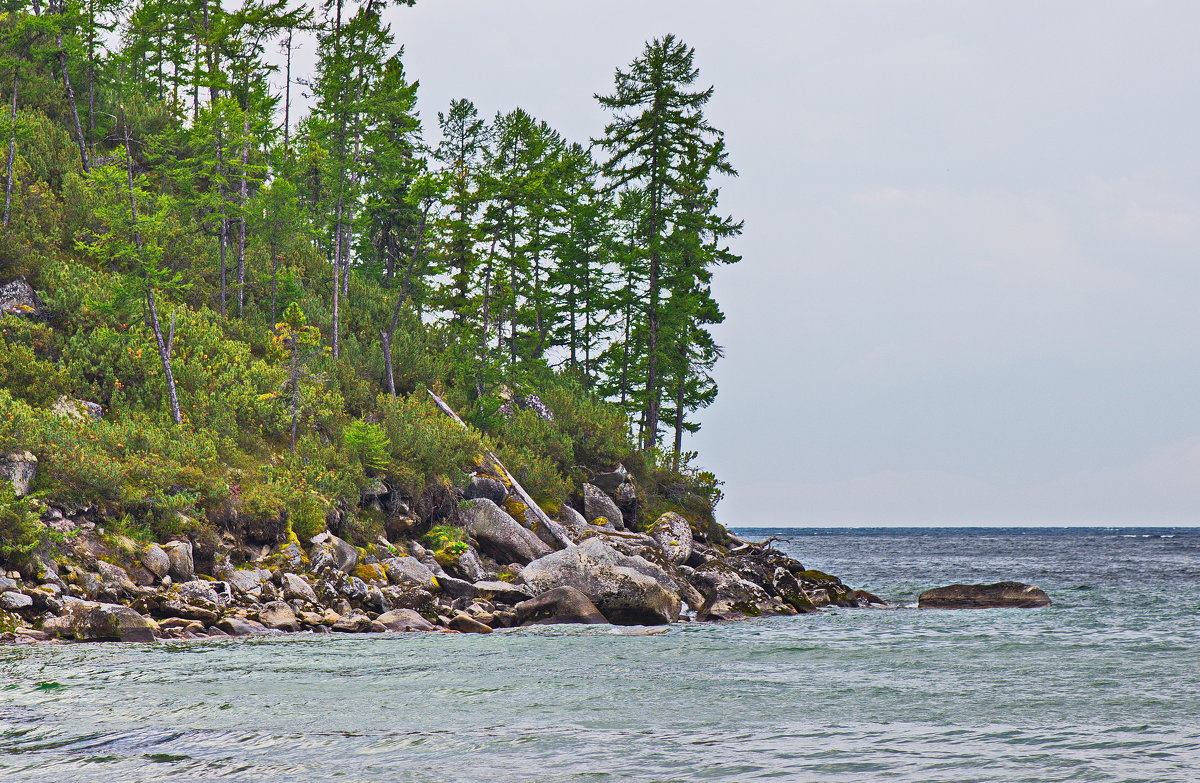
[918,581,1051,609]
[513,586,608,626]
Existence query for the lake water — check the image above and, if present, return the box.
[2,527,1198,782]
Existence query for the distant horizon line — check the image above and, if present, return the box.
[728,523,1200,529]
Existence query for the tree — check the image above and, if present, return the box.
[595,34,738,451]
[271,301,326,453]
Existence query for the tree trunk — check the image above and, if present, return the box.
[2,69,17,227]
[52,0,88,173]
[237,98,249,318]
[282,31,292,147]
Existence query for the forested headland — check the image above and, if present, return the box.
[0,2,877,640]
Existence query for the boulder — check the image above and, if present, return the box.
[217,617,273,636]
[280,572,318,603]
[381,556,438,590]
[589,464,630,493]
[140,544,171,579]
[376,608,436,632]
[472,580,534,604]
[0,451,37,498]
[448,612,493,634]
[379,585,437,615]
[331,610,374,632]
[174,579,223,607]
[918,582,1052,609]
[649,512,693,565]
[162,541,194,582]
[446,547,487,583]
[513,586,608,626]
[460,498,552,565]
[43,600,156,642]
[692,565,783,621]
[521,538,681,625]
[50,396,103,422]
[583,483,624,530]
[258,601,300,632]
[463,474,508,505]
[0,277,44,318]
[0,592,33,611]
[557,505,590,540]
[225,569,267,598]
[309,532,358,573]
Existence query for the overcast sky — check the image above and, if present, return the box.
[317,1,1200,526]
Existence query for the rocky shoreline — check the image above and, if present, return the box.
[0,467,887,644]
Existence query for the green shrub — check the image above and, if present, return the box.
[376,391,481,497]
[0,487,49,563]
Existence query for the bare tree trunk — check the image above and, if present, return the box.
[122,111,182,425]
[282,31,292,147]
[381,201,430,397]
[331,203,343,358]
[51,0,88,172]
[3,69,18,227]
[237,96,249,318]
[269,233,278,324]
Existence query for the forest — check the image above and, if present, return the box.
[0,0,742,558]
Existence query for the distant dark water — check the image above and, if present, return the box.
[2,527,1198,782]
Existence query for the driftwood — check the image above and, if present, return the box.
[427,389,574,549]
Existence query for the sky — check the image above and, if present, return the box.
[298,1,1200,526]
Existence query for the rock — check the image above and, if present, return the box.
[376,608,436,632]
[649,512,693,565]
[216,617,273,636]
[583,483,624,530]
[449,612,493,634]
[589,464,630,493]
[446,547,487,583]
[175,579,222,607]
[0,277,44,318]
[280,572,318,603]
[557,505,590,540]
[140,545,171,579]
[522,538,681,625]
[0,576,16,591]
[471,580,534,604]
[331,610,373,632]
[258,601,300,632]
[309,532,358,573]
[918,582,1052,609]
[157,602,219,625]
[514,586,608,626]
[95,561,136,594]
[44,600,156,642]
[381,556,438,589]
[0,592,33,611]
[162,541,194,582]
[692,565,783,620]
[0,451,37,498]
[50,396,103,422]
[435,576,479,600]
[379,585,437,614]
[464,474,508,505]
[225,569,266,598]
[460,499,552,565]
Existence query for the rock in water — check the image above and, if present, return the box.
[918,581,1052,609]
[522,538,681,625]
[513,586,608,626]
[259,601,300,632]
[582,483,624,530]
[376,609,435,632]
[460,498,551,565]
[43,600,156,642]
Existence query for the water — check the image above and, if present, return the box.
[2,527,1198,782]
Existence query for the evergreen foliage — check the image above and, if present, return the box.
[0,4,738,555]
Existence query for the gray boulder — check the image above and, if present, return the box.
[376,608,436,632]
[448,612,492,634]
[217,617,274,636]
[919,582,1052,609]
[0,592,33,611]
[331,610,373,632]
[650,512,693,565]
[309,532,358,573]
[162,541,194,582]
[43,600,156,642]
[514,586,608,626]
[381,556,438,590]
[225,569,267,598]
[280,572,318,603]
[463,474,508,505]
[50,396,103,422]
[693,565,785,620]
[521,538,681,625]
[140,544,171,579]
[0,277,44,317]
[259,601,300,632]
[557,505,590,540]
[446,547,487,583]
[472,580,534,604]
[589,464,629,493]
[460,498,551,565]
[0,451,37,498]
[583,483,623,530]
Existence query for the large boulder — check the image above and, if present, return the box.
[309,532,358,573]
[463,474,508,505]
[50,396,103,422]
[140,544,171,579]
[376,608,435,632]
[649,512,693,565]
[919,582,1052,609]
[557,505,590,540]
[162,541,194,582]
[258,601,300,632]
[43,600,156,642]
[521,538,681,625]
[280,572,318,603]
[381,556,438,590]
[0,278,44,318]
[460,498,552,565]
[0,451,37,498]
[513,586,608,626]
[582,483,624,530]
[589,464,630,493]
[0,591,33,611]
[692,564,787,621]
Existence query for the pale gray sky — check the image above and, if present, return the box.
[324,1,1200,526]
